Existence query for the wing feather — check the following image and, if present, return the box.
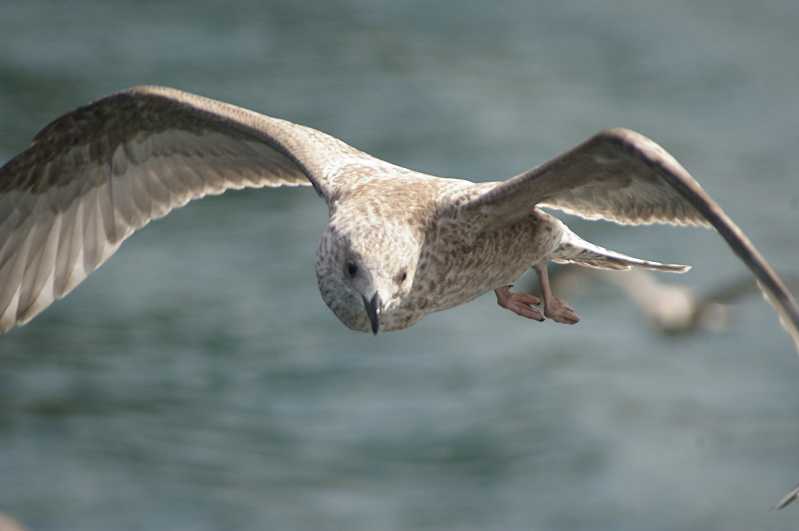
[54,198,83,295]
[0,85,372,331]
[18,210,61,319]
[459,128,711,228]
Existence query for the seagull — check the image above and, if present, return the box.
[5,85,799,508]
[0,86,798,352]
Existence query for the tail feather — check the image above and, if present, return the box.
[550,235,689,273]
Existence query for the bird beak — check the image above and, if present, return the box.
[363,292,382,335]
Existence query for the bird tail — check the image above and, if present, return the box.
[549,233,689,273]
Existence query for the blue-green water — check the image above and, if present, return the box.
[1,1,799,529]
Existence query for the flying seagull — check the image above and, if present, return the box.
[5,85,799,509]
[0,86,798,351]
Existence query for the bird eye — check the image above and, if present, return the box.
[346,260,358,277]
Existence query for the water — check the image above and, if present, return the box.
[1,1,799,529]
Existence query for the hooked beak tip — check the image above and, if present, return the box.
[363,292,382,335]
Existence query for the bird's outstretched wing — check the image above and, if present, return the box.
[459,128,799,355]
[460,128,711,228]
[0,86,365,331]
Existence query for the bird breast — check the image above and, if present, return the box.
[405,208,563,315]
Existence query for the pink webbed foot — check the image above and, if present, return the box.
[544,298,580,324]
[495,285,545,322]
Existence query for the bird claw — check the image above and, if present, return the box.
[545,298,580,324]
[495,286,545,322]
[495,286,580,324]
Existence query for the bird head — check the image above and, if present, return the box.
[315,220,417,334]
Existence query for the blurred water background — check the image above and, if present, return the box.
[1,1,799,529]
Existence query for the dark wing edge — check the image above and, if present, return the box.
[624,128,799,357]
[605,129,799,355]
[0,86,355,331]
[459,128,799,355]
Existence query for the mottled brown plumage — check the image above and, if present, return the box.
[0,86,797,355]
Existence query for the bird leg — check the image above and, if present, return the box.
[494,260,580,325]
[533,260,579,324]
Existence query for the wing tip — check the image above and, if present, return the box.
[772,485,799,510]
